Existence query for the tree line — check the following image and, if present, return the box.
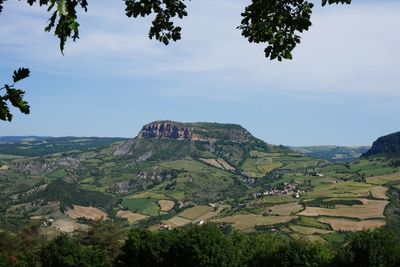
[1,221,400,267]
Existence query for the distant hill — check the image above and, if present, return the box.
[0,136,53,143]
[291,145,370,162]
[0,136,128,157]
[362,131,400,158]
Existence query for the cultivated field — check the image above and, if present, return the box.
[66,205,108,220]
[162,204,229,228]
[178,205,213,220]
[122,198,160,216]
[164,216,192,227]
[131,191,167,200]
[292,216,332,230]
[117,210,148,223]
[52,218,89,233]
[366,172,400,185]
[48,211,89,233]
[299,199,388,219]
[369,186,389,199]
[268,202,303,216]
[318,217,386,231]
[289,225,333,235]
[305,181,375,199]
[253,195,297,205]
[158,200,175,211]
[213,214,297,231]
[191,204,229,223]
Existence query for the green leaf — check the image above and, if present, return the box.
[68,21,79,31]
[0,98,12,122]
[283,51,293,60]
[5,88,30,114]
[58,0,67,16]
[12,68,30,83]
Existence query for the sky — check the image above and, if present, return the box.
[0,0,399,146]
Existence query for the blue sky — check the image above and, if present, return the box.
[0,0,399,146]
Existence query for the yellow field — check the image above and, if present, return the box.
[164,216,192,227]
[369,186,388,199]
[318,217,386,231]
[52,217,89,233]
[66,205,108,220]
[178,206,213,220]
[117,210,148,223]
[298,199,388,219]
[213,214,297,231]
[305,181,375,199]
[289,225,333,235]
[366,172,400,185]
[268,202,303,216]
[190,204,229,223]
[158,200,175,211]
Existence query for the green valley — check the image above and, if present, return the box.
[1,121,400,245]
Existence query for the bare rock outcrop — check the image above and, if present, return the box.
[139,121,191,140]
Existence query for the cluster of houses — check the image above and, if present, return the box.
[305,170,325,177]
[253,183,304,199]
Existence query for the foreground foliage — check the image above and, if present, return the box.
[0,222,399,267]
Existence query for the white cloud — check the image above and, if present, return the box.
[1,0,399,98]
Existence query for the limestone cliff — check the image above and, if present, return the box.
[139,121,191,140]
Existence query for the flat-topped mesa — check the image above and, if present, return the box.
[113,120,288,158]
[139,121,191,140]
[137,120,253,142]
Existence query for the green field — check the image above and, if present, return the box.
[122,198,160,216]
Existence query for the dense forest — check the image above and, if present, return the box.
[1,221,399,267]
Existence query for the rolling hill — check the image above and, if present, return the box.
[291,145,370,163]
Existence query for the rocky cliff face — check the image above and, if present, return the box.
[139,121,191,140]
[137,120,253,142]
[363,131,400,158]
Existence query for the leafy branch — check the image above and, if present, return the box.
[238,0,351,61]
[0,68,31,121]
[0,0,352,59]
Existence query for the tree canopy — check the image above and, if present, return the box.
[2,223,399,267]
[0,0,351,121]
